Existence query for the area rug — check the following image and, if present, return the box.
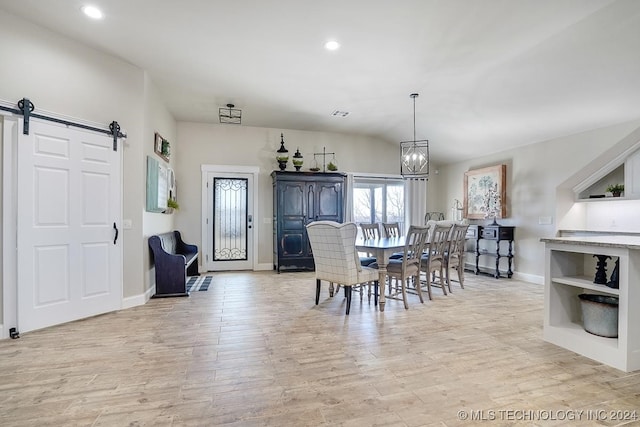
[186,275,212,292]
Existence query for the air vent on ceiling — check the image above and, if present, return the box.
[330,110,350,117]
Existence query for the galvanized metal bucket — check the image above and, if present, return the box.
[578,294,619,338]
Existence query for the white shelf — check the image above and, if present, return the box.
[546,321,618,349]
[551,276,620,296]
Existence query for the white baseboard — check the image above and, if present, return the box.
[122,285,155,309]
[256,263,273,271]
[513,271,544,285]
[0,324,5,340]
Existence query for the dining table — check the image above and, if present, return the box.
[355,236,407,312]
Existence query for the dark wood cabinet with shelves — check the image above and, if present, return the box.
[465,224,515,278]
[272,171,346,272]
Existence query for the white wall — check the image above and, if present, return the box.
[0,10,175,313]
[141,75,177,293]
[436,119,640,282]
[175,123,399,268]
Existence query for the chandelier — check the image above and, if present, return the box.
[400,93,429,178]
[219,103,242,124]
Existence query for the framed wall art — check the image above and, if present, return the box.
[463,164,507,219]
[154,132,170,162]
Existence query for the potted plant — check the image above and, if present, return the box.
[165,198,179,214]
[606,183,624,197]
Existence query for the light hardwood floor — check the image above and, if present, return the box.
[1,271,639,426]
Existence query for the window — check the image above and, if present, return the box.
[353,176,405,236]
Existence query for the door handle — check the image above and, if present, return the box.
[113,222,119,245]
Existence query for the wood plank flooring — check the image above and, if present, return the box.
[1,272,639,426]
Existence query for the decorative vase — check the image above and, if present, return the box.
[292,148,303,171]
[607,258,619,289]
[276,133,288,171]
[593,254,611,285]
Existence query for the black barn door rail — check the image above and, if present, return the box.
[0,97,127,151]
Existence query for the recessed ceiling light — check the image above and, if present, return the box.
[325,40,340,51]
[82,5,103,20]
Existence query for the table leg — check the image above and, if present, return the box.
[377,264,387,312]
[375,248,388,312]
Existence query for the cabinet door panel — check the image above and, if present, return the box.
[316,183,343,220]
[281,183,305,217]
[281,233,303,256]
[283,218,305,229]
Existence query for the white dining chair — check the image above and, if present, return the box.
[384,225,430,309]
[306,221,380,314]
[420,223,454,298]
[445,223,470,290]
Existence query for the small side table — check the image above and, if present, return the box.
[476,225,515,278]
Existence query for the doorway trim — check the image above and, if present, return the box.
[2,116,18,338]
[201,165,260,271]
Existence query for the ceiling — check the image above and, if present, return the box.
[1,0,639,164]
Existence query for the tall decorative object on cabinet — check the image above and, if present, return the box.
[272,171,346,272]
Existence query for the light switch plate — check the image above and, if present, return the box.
[123,219,133,229]
[538,216,552,225]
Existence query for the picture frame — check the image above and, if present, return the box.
[154,132,170,162]
[463,164,507,219]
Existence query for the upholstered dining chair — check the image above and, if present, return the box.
[420,223,454,298]
[306,221,379,315]
[424,211,445,223]
[445,223,470,291]
[384,225,430,309]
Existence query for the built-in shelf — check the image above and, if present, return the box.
[542,238,640,372]
[574,148,640,201]
[551,276,620,296]
[546,322,619,349]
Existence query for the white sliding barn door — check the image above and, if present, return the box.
[17,119,122,333]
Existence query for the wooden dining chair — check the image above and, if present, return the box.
[445,223,470,291]
[384,225,430,309]
[382,222,401,238]
[360,223,380,239]
[420,223,454,298]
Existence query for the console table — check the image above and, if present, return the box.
[467,225,515,278]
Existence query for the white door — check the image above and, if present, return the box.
[204,171,255,271]
[17,119,122,333]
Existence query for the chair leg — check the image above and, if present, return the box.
[445,263,452,293]
[457,265,465,289]
[425,271,433,301]
[400,278,409,310]
[374,281,379,306]
[439,267,448,296]
[329,282,335,297]
[345,286,352,315]
[415,273,424,304]
[316,279,321,305]
[344,285,348,298]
